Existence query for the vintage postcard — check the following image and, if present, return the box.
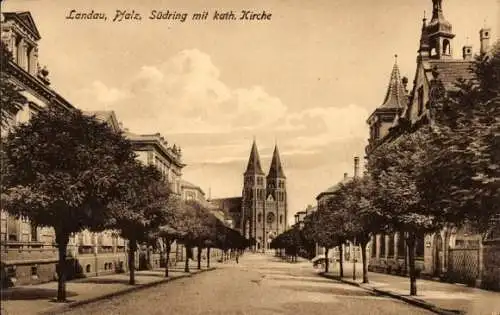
[1,0,499,314]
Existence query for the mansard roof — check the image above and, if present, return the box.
[244,140,264,175]
[267,145,285,179]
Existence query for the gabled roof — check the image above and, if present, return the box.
[267,145,285,179]
[244,140,264,175]
[3,12,41,40]
[180,179,205,196]
[425,60,475,91]
[379,62,408,109]
[316,175,353,201]
[83,110,121,132]
[209,197,242,213]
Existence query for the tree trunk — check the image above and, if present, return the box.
[361,240,369,284]
[55,232,69,302]
[164,238,171,277]
[197,246,202,270]
[407,233,417,296]
[324,247,329,273]
[207,247,211,268]
[128,240,137,285]
[339,244,344,278]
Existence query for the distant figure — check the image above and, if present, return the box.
[236,252,239,264]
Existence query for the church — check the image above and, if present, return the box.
[210,140,288,251]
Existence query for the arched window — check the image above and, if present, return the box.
[257,213,262,223]
[279,215,283,224]
[443,39,450,55]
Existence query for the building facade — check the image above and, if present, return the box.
[210,140,288,252]
[0,11,187,287]
[366,0,498,289]
[241,141,288,251]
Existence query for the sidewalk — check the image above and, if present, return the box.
[319,262,500,315]
[1,261,216,315]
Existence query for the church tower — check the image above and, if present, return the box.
[241,140,288,252]
[265,144,287,246]
[426,0,455,59]
[242,140,265,250]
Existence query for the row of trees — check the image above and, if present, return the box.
[1,105,250,301]
[272,44,500,295]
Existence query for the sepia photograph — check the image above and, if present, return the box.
[0,0,499,314]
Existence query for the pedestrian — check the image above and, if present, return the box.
[236,253,239,264]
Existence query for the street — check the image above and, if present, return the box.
[61,253,433,315]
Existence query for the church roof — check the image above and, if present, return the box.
[425,59,475,91]
[379,61,408,109]
[267,145,285,179]
[244,140,264,175]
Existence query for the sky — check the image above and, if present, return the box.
[3,0,498,225]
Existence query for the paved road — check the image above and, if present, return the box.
[62,253,433,315]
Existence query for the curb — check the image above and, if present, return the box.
[39,267,217,315]
[319,272,464,315]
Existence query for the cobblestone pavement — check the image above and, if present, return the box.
[61,253,433,315]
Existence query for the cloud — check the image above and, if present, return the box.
[72,49,370,211]
[75,49,289,135]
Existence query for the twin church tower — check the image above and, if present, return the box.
[241,140,287,251]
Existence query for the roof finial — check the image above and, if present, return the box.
[394,54,398,64]
[423,10,426,20]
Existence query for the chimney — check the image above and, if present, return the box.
[343,172,348,180]
[462,45,473,60]
[480,27,491,54]
[354,156,360,179]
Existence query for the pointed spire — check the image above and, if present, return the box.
[379,58,408,109]
[427,0,453,36]
[244,139,264,175]
[267,144,285,179]
[419,13,430,56]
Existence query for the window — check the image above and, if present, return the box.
[31,222,37,242]
[380,234,386,257]
[279,215,283,224]
[257,213,262,223]
[388,234,395,258]
[372,236,377,258]
[397,233,406,258]
[266,212,275,224]
[442,39,450,55]
[86,264,91,273]
[31,266,38,276]
[416,232,425,259]
[417,86,424,116]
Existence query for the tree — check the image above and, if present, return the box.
[368,130,440,296]
[153,196,188,277]
[336,177,384,283]
[419,42,500,232]
[106,162,171,285]
[0,41,26,128]
[1,105,136,301]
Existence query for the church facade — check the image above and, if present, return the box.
[210,140,288,251]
